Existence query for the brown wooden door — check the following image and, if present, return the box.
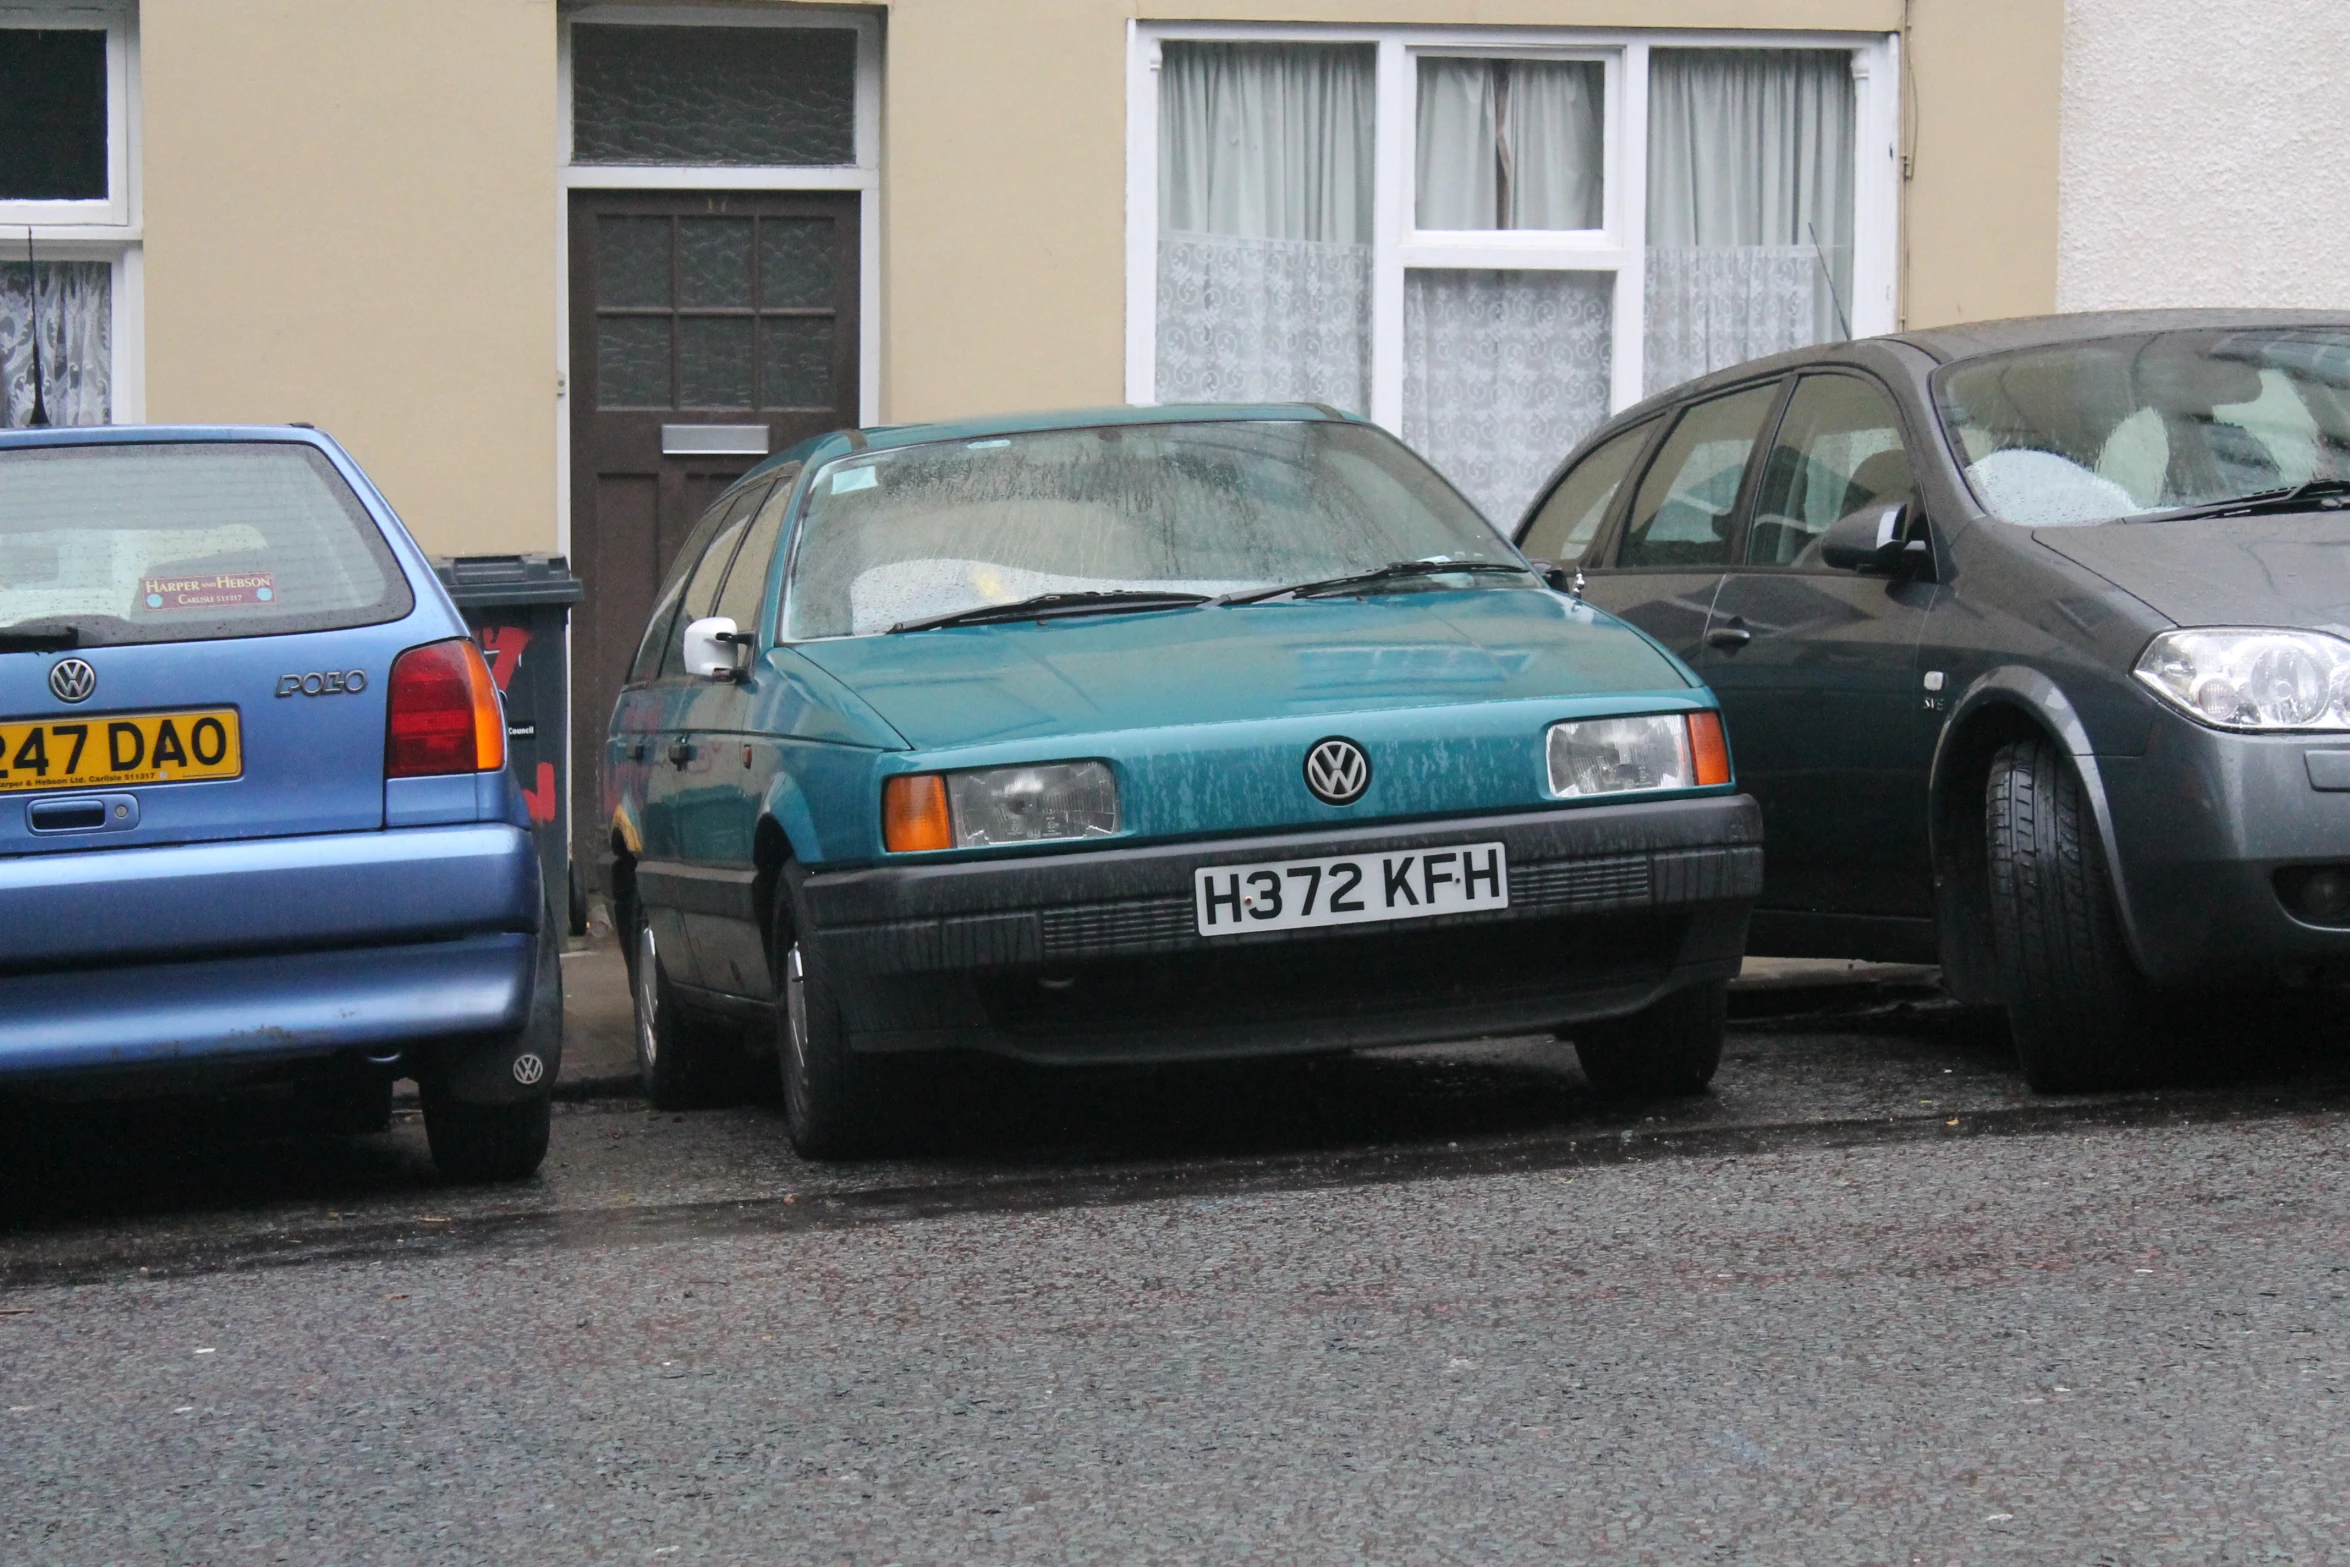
[567,189,858,875]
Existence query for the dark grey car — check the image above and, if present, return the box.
[1513,309,2350,1091]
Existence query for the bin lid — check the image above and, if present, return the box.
[430,553,584,608]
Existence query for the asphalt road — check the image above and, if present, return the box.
[4,986,2348,1565]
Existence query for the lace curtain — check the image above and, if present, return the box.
[1403,269,1612,525]
[1643,246,1827,394]
[1156,232,1372,407]
[1155,42,1374,411]
[1645,49,1854,394]
[0,262,110,428]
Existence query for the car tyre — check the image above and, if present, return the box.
[626,896,723,1110]
[772,882,888,1159]
[423,1092,552,1182]
[1985,736,2152,1092]
[1572,978,1726,1096]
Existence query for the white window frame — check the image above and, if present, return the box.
[0,1,142,422]
[1126,22,1898,433]
[556,3,882,551]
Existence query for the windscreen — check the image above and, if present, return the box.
[0,442,412,647]
[1936,328,2350,526]
[783,420,1520,640]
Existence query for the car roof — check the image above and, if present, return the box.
[1887,308,2350,364]
[0,423,343,452]
[746,402,1356,483]
[1564,308,2350,448]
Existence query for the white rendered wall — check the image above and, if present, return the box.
[2058,0,2350,311]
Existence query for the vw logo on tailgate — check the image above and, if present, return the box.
[48,658,96,704]
[1303,736,1371,805]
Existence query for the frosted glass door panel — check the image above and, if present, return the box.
[572,25,855,166]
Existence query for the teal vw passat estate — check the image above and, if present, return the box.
[602,407,1763,1155]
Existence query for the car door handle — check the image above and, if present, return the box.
[667,740,693,768]
[1706,625,1754,650]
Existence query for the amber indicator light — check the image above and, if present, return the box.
[1687,710,1731,787]
[882,774,953,852]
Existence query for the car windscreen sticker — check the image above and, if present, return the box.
[829,465,879,495]
[140,572,277,611]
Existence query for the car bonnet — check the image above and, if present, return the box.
[2033,513,2350,631]
[790,589,1690,751]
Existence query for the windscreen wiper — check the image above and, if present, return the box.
[0,624,79,654]
[887,590,1211,634]
[1217,558,1531,606]
[2138,477,2350,524]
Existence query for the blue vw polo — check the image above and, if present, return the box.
[603,407,1762,1157]
[0,427,559,1180]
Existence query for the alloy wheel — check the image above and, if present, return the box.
[784,941,809,1082]
[633,920,662,1071]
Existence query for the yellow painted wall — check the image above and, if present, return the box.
[141,0,559,556]
[128,0,2060,541]
[1902,0,2064,327]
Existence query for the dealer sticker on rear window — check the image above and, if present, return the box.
[1194,842,1509,936]
[141,572,277,611]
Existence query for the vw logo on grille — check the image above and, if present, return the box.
[1303,736,1371,805]
[47,658,96,704]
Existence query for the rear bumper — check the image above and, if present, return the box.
[0,823,539,973]
[798,794,1762,1063]
[0,823,542,1083]
[0,933,533,1082]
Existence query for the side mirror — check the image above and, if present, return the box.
[1525,557,1580,593]
[681,616,749,681]
[1820,502,1930,575]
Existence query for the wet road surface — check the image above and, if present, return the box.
[4,993,2348,1563]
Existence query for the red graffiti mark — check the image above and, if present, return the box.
[523,761,557,824]
[475,626,532,694]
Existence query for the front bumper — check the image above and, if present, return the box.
[2102,717,2350,986]
[798,794,1761,1063]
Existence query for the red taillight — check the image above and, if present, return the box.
[386,637,505,778]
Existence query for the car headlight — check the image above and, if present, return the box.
[882,761,1120,851]
[2134,629,2350,731]
[1546,712,1730,798]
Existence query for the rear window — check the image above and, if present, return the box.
[0,442,413,648]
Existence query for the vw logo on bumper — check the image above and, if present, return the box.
[1303,736,1371,805]
[48,658,96,704]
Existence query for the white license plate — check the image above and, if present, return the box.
[1193,842,1509,936]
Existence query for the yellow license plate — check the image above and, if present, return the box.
[0,709,243,794]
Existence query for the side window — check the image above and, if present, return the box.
[655,482,769,679]
[1519,420,1656,565]
[712,465,799,637]
[627,503,734,685]
[1749,375,1915,567]
[1615,383,1781,569]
